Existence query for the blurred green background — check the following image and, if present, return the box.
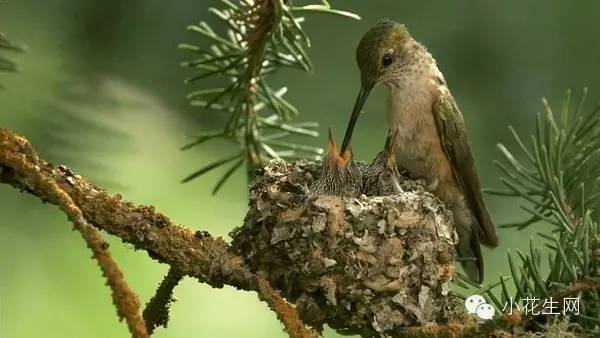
[1,1,599,337]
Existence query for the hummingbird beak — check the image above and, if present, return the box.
[340,85,373,154]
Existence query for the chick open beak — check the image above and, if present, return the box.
[326,128,352,168]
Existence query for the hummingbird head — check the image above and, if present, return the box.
[340,19,413,153]
[356,19,412,89]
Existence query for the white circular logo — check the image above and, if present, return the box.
[476,303,496,320]
[465,294,495,320]
[464,295,486,314]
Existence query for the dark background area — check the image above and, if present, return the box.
[1,1,599,337]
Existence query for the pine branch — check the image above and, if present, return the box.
[473,90,600,334]
[0,127,256,287]
[179,0,358,192]
[0,32,24,87]
[0,127,315,337]
[3,127,591,337]
[256,275,319,338]
[142,267,183,334]
[0,130,148,337]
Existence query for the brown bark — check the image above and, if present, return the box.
[0,128,315,338]
[4,127,585,338]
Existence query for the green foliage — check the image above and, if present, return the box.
[0,32,23,87]
[179,0,358,193]
[460,90,600,334]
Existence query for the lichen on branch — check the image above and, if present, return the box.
[0,128,314,338]
[3,127,580,337]
[0,129,148,338]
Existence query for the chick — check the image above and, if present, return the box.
[361,130,403,196]
[309,129,362,197]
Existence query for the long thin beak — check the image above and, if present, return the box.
[340,85,372,154]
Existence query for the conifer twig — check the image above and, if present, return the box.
[143,267,183,334]
[0,130,148,338]
[0,127,314,337]
[256,275,319,338]
[0,31,24,87]
[180,0,358,192]
[470,90,600,334]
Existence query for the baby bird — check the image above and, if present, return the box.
[361,130,403,196]
[309,129,362,197]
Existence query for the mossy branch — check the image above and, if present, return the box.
[0,129,149,338]
[1,127,585,337]
[142,267,183,334]
[0,128,314,338]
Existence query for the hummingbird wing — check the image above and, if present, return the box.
[432,89,498,248]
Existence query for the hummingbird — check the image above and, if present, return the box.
[309,129,362,197]
[339,19,498,283]
[361,130,403,196]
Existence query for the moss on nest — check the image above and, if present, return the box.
[231,160,460,336]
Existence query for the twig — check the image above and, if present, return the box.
[143,267,183,334]
[0,128,255,290]
[0,131,148,338]
[0,128,312,337]
[544,278,600,303]
[256,275,319,338]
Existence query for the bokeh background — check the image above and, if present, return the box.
[1,1,599,337]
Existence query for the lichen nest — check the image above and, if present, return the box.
[230,160,460,336]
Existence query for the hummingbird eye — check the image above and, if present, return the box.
[382,52,394,67]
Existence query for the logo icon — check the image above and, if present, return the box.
[465,294,495,321]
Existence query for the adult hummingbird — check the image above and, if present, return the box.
[339,19,498,283]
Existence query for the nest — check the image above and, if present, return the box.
[230,160,460,336]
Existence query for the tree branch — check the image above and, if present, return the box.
[256,275,319,338]
[0,128,254,288]
[143,267,183,334]
[4,127,577,337]
[0,128,314,337]
[0,129,148,338]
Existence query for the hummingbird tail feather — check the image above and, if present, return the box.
[476,208,498,248]
[457,225,484,284]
